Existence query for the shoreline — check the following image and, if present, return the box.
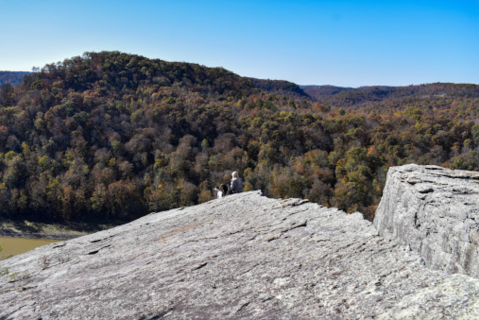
[0,219,116,240]
[0,229,82,240]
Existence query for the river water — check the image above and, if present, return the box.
[0,236,58,260]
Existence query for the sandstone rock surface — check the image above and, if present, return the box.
[1,189,479,319]
[374,164,479,278]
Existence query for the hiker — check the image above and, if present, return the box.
[230,171,243,194]
[221,184,229,195]
[215,184,225,198]
[215,184,229,198]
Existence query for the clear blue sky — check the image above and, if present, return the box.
[0,0,477,87]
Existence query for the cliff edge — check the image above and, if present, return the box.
[374,164,479,278]
[1,179,479,318]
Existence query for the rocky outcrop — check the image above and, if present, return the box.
[374,164,479,278]
[1,188,479,319]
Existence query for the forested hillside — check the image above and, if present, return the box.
[0,71,29,86]
[0,51,478,224]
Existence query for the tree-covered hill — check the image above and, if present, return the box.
[0,71,30,86]
[0,51,478,225]
[248,78,311,98]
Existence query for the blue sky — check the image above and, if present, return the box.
[0,0,477,87]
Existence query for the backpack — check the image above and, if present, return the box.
[237,178,243,192]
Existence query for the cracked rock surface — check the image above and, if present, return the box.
[1,189,479,319]
[374,164,479,278]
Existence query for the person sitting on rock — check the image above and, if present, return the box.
[215,184,225,198]
[230,171,243,194]
[221,184,229,196]
[214,184,230,198]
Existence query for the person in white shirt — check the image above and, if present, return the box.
[215,184,227,198]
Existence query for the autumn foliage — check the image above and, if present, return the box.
[0,51,478,224]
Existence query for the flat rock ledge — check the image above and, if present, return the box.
[1,189,479,319]
[374,164,479,278]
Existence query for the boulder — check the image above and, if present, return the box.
[1,188,479,319]
[374,164,479,278]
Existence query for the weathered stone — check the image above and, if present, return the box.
[378,274,479,320]
[1,188,479,319]
[374,164,479,278]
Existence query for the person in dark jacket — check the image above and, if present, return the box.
[230,171,243,194]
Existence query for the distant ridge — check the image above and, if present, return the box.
[0,71,30,86]
[302,83,479,108]
[300,85,353,98]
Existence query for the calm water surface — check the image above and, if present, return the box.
[0,236,58,260]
